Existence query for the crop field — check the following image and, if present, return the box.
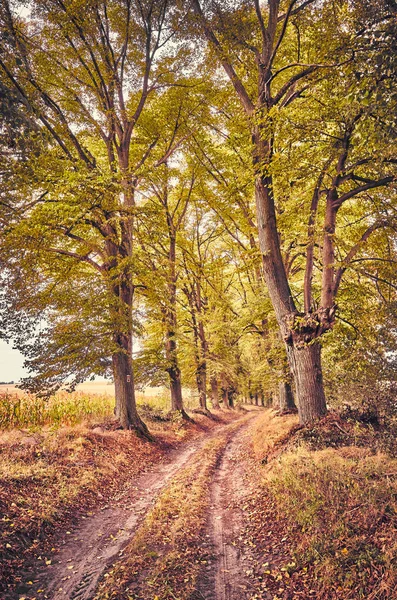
[0,383,200,429]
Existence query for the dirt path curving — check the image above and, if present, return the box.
[196,423,257,600]
[12,423,239,600]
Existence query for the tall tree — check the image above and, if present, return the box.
[189,0,396,423]
[0,0,190,434]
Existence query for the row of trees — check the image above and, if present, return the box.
[0,0,396,435]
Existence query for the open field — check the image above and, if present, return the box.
[0,384,202,430]
[0,381,168,397]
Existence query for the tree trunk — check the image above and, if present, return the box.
[165,329,185,413]
[255,174,328,425]
[227,390,234,409]
[210,376,220,409]
[112,342,150,437]
[278,381,297,413]
[196,363,208,411]
[222,388,229,408]
[259,392,265,407]
[254,393,259,406]
[192,0,329,427]
[220,374,231,409]
[164,231,188,417]
[169,369,183,411]
[288,342,327,424]
[164,295,185,416]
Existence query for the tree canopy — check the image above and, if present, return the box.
[0,0,396,433]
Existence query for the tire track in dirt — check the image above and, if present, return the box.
[196,421,258,600]
[11,419,247,600]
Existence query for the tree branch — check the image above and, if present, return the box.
[334,176,395,208]
[46,248,104,273]
[333,220,390,297]
[191,0,255,115]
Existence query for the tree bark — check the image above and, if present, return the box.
[278,381,297,413]
[210,376,220,409]
[196,363,208,411]
[321,198,338,308]
[288,342,327,424]
[272,390,279,410]
[112,343,150,437]
[222,388,229,408]
[190,0,329,426]
[255,172,329,424]
[164,231,188,417]
[165,328,184,413]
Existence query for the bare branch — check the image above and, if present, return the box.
[46,248,104,273]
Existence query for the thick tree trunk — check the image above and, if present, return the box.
[164,232,188,418]
[169,369,184,411]
[192,0,329,427]
[194,300,209,412]
[220,374,233,409]
[259,392,265,407]
[278,381,297,413]
[112,343,150,437]
[254,174,328,425]
[210,376,220,409]
[254,393,259,406]
[222,388,229,408]
[288,342,327,424]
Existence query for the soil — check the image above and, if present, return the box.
[10,412,263,600]
[11,435,214,600]
[6,409,272,600]
[195,423,257,600]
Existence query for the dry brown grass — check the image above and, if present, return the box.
[250,408,298,460]
[244,411,397,599]
[267,446,397,599]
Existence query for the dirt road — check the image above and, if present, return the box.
[12,410,263,600]
[196,424,256,600]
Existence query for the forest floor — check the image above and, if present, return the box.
[2,406,397,600]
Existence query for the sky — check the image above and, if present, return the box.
[0,340,27,382]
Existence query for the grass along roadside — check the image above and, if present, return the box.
[0,402,244,596]
[244,410,397,599]
[94,414,255,600]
